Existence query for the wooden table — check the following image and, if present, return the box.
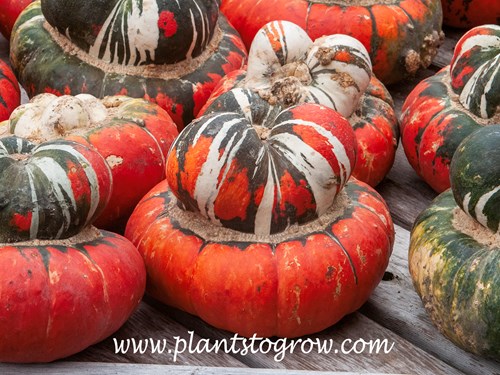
[1,28,499,375]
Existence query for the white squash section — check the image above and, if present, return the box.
[253,156,281,236]
[28,156,76,238]
[461,187,500,233]
[9,94,108,143]
[273,118,352,188]
[26,168,40,240]
[475,186,500,233]
[246,20,312,87]
[243,20,372,118]
[451,28,500,67]
[306,34,372,118]
[186,0,210,59]
[193,117,249,224]
[459,55,500,119]
[89,0,160,65]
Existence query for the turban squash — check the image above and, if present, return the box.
[409,125,500,359]
[200,21,399,187]
[125,102,394,338]
[400,24,500,193]
[1,93,179,232]
[0,136,146,362]
[220,0,444,84]
[9,0,247,129]
[0,58,20,122]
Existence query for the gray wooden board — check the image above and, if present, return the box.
[361,226,500,375]
[148,298,465,374]
[65,302,246,367]
[377,145,438,231]
[0,362,405,375]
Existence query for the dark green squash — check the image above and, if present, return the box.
[0,136,112,242]
[450,126,500,233]
[409,125,500,359]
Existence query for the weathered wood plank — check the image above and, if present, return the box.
[66,301,246,368]
[147,297,465,375]
[377,145,437,231]
[361,225,500,375]
[0,362,404,375]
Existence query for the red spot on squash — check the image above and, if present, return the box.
[11,212,32,232]
[158,11,178,38]
[44,87,62,96]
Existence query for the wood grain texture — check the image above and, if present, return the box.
[147,297,465,375]
[0,362,405,375]
[377,146,438,230]
[66,302,246,367]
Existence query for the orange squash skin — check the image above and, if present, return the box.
[220,0,444,84]
[125,177,394,338]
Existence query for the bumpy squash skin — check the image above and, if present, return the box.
[441,0,500,28]
[0,229,146,363]
[10,1,247,129]
[0,58,20,122]
[409,191,499,359]
[126,177,394,338]
[198,21,399,187]
[220,0,444,84]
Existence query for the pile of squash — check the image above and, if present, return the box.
[0,0,498,364]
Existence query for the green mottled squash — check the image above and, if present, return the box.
[409,125,500,359]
